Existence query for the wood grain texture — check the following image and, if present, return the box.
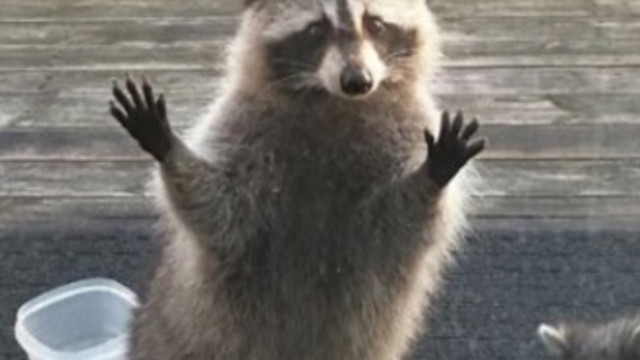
[2,124,639,161]
[0,16,638,68]
[0,0,242,20]
[2,93,639,128]
[2,159,640,225]
[2,160,639,198]
[3,195,639,225]
[2,67,639,97]
[0,196,154,223]
[0,0,639,224]
[1,0,638,20]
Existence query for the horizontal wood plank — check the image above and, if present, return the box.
[1,45,640,70]
[0,17,638,68]
[0,70,218,95]
[4,195,640,225]
[0,0,242,20]
[2,160,640,198]
[0,161,151,197]
[4,49,640,71]
[2,0,638,21]
[0,196,154,223]
[435,67,640,96]
[0,44,224,70]
[2,124,639,161]
[481,196,640,219]
[0,19,236,46]
[2,67,640,98]
[478,160,640,197]
[3,93,640,128]
[431,0,640,18]
[0,93,208,128]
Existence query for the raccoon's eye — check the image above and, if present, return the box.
[304,19,329,38]
[365,15,387,36]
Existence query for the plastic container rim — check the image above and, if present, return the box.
[14,278,138,360]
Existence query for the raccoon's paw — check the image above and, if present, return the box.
[424,111,486,187]
[109,75,175,162]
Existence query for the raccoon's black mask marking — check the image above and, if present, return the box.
[364,15,418,60]
[266,17,332,84]
[265,10,419,90]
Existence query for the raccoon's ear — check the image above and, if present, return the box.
[538,324,570,357]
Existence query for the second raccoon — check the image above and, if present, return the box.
[539,313,640,360]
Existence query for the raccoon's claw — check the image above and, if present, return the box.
[110,76,174,162]
[424,111,486,187]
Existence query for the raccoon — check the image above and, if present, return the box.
[538,314,640,360]
[108,0,486,359]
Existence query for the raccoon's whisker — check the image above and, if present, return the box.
[268,73,314,91]
[290,86,316,100]
[271,73,307,85]
[387,59,415,72]
[384,50,413,61]
[272,59,317,71]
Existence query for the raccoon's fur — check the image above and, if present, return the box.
[113,1,484,359]
[538,314,640,360]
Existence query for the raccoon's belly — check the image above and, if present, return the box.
[158,145,434,359]
[219,254,421,360]
[210,198,429,360]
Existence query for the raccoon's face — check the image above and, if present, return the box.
[242,0,439,99]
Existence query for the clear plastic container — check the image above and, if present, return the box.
[15,278,139,360]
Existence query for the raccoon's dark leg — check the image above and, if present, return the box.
[371,111,485,217]
[422,111,486,188]
[110,76,176,163]
[110,76,220,229]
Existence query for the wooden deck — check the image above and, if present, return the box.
[2,0,640,230]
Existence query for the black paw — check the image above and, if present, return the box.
[109,75,174,162]
[424,111,486,187]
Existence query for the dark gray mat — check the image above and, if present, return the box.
[3,221,640,360]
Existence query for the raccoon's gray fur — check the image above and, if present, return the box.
[539,314,640,360]
[109,1,485,359]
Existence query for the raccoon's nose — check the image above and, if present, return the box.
[340,66,373,96]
